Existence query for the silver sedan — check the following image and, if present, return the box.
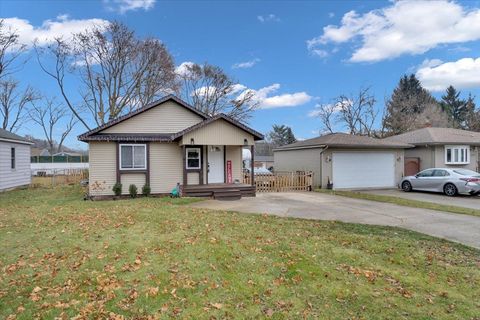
[400,168,480,196]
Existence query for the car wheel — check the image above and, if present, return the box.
[401,181,412,192]
[443,183,457,196]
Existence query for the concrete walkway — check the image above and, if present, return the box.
[190,192,480,249]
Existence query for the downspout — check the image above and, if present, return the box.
[319,145,329,189]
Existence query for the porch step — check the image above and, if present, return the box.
[214,188,242,201]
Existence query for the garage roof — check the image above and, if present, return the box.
[274,133,413,151]
[0,128,33,145]
[384,127,480,145]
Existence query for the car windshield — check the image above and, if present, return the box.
[453,169,480,176]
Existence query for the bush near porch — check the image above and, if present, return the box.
[0,186,479,319]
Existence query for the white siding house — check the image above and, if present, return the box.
[0,129,32,192]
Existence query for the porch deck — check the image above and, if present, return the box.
[183,183,255,200]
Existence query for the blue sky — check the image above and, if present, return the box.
[2,0,480,150]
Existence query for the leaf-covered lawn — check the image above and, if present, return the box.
[0,186,479,319]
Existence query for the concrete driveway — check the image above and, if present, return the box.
[190,192,480,249]
[360,189,480,210]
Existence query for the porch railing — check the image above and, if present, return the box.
[243,171,313,192]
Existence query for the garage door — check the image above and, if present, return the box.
[332,152,395,189]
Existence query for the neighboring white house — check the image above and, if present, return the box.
[0,128,33,192]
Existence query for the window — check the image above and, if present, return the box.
[186,147,201,169]
[416,169,434,177]
[119,144,146,170]
[445,145,469,164]
[11,147,15,169]
[433,169,449,177]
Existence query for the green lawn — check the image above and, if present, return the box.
[317,189,480,218]
[1,186,479,319]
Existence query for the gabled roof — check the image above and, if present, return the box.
[384,127,480,145]
[78,96,264,142]
[172,113,264,141]
[274,133,413,151]
[0,128,33,145]
[78,95,208,141]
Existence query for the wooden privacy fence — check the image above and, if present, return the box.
[244,171,314,192]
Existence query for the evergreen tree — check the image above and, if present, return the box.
[267,125,296,146]
[464,94,480,131]
[382,74,437,135]
[441,85,468,128]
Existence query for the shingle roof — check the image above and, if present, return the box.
[78,96,264,142]
[171,113,264,141]
[384,127,480,145]
[0,128,32,144]
[78,95,209,141]
[274,133,413,151]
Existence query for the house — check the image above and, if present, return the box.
[384,127,480,175]
[31,147,51,157]
[79,95,264,199]
[273,133,412,189]
[0,128,33,192]
[254,155,274,170]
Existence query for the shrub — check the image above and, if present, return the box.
[112,182,122,196]
[129,184,138,198]
[142,184,151,197]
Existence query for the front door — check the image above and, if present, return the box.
[208,145,224,183]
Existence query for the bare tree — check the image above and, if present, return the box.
[36,21,177,130]
[29,98,77,154]
[335,87,377,136]
[310,103,337,134]
[178,62,258,122]
[0,20,27,80]
[0,79,38,132]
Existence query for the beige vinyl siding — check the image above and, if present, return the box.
[181,119,254,146]
[226,145,243,182]
[150,143,183,193]
[0,141,31,191]
[88,142,116,196]
[187,172,200,185]
[121,173,146,194]
[102,101,203,134]
[274,148,322,187]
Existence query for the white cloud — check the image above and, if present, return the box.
[417,57,480,91]
[250,84,311,109]
[103,0,156,14]
[308,102,343,117]
[308,0,480,62]
[310,49,329,58]
[175,61,195,77]
[2,15,109,48]
[257,14,280,23]
[232,58,260,69]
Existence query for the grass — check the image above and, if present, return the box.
[0,186,479,319]
[317,188,480,218]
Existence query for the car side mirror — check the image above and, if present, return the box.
[414,174,419,178]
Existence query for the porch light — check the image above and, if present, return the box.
[244,138,248,146]
[190,138,194,145]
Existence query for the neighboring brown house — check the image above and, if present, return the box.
[384,127,480,175]
[274,133,412,189]
[79,95,264,199]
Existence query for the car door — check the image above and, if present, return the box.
[411,169,435,190]
[430,169,450,192]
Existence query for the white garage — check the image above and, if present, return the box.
[274,133,413,189]
[332,152,395,189]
